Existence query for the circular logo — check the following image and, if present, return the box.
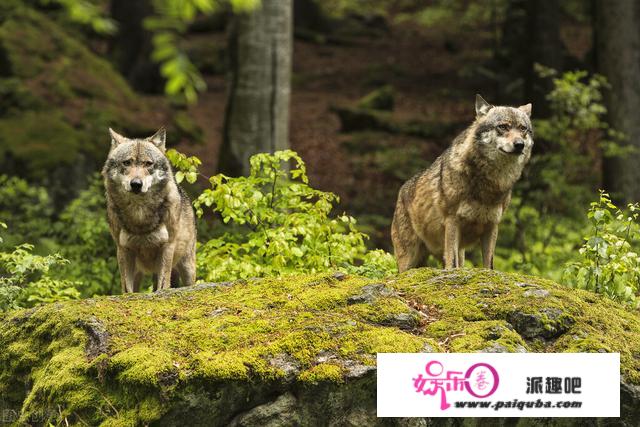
[464,362,499,398]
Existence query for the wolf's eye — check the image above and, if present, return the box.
[122,160,132,166]
[497,124,510,132]
[144,161,153,167]
[519,125,528,133]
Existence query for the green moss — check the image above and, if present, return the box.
[1,268,639,425]
[192,351,250,380]
[0,8,138,104]
[348,296,415,324]
[0,6,163,181]
[298,363,345,384]
[391,268,640,383]
[109,345,177,387]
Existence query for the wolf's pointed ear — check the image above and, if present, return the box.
[475,94,493,117]
[109,128,126,150]
[518,103,532,117]
[148,127,166,151]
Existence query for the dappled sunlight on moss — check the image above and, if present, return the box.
[297,363,345,384]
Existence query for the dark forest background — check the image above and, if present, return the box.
[2,0,640,308]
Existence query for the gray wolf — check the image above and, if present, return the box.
[391,95,533,271]
[102,127,196,292]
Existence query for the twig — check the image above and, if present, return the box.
[89,386,120,418]
[73,412,90,427]
[269,165,278,209]
[438,333,466,347]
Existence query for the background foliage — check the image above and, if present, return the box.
[0,0,639,311]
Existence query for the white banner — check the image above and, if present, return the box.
[377,353,620,417]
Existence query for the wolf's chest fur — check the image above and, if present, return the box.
[119,225,169,248]
[112,192,167,235]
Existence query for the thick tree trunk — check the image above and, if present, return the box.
[596,1,640,202]
[109,0,163,94]
[220,0,292,176]
[496,0,563,114]
[524,0,563,117]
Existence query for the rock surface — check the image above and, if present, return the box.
[1,268,639,426]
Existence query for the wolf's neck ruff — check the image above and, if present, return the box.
[109,188,169,235]
[462,123,526,204]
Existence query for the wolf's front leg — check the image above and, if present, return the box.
[156,242,176,290]
[481,223,499,269]
[176,241,196,287]
[458,248,465,267]
[443,217,460,269]
[117,247,137,293]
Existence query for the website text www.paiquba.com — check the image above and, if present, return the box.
[454,399,583,411]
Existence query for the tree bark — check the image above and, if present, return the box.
[220,0,292,176]
[496,0,564,114]
[596,0,640,202]
[524,0,563,118]
[109,0,163,94]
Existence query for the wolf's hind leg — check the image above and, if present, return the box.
[133,271,143,293]
[392,202,427,272]
[170,270,180,288]
[443,217,460,269]
[396,241,427,273]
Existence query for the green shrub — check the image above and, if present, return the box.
[0,223,80,311]
[52,174,119,297]
[170,149,397,282]
[0,175,53,248]
[563,191,640,306]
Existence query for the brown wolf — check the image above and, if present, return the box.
[103,128,196,292]
[391,95,533,271]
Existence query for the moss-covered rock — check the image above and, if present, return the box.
[1,268,639,425]
[0,7,151,176]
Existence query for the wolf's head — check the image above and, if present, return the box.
[103,128,171,195]
[473,94,533,161]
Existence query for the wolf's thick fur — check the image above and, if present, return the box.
[103,128,196,292]
[391,95,533,271]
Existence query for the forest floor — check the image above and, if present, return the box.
[176,17,526,250]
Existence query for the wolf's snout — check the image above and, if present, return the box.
[513,139,525,154]
[130,179,143,193]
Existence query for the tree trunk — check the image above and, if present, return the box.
[596,1,640,202]
[496,0,564,114]
[109,0,163,94]
[220,0,292,176]
[524,0,563,118]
